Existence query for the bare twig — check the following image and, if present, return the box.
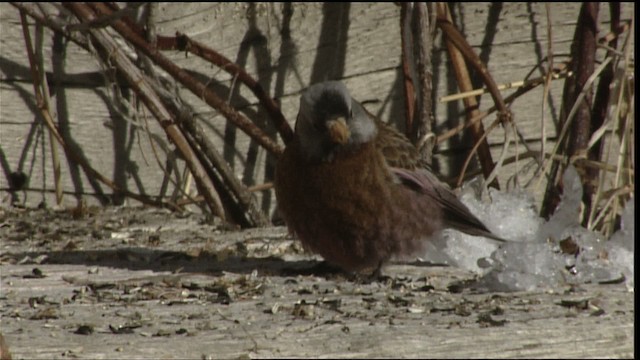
[436,3,500,189]
[33,21,63,205]
[65,5,142,32]
[435,6,510,114]
[64,3,226,218]
[93,2,291,149]
[483,118,514,189]
[540,3,599,220]
[541,3,554,178]
[536,57,612,203]
[399,3,416,139]
[133,11,268,226]
[411,2,435,163]
[590,185,633,232]
[247,182,274,192]
[438,69,568,103]
[166,96,269,227]
[584,2,622,228]
[589,19,634,235]
[502,151,634,176]
[168,32,293,146]
[18,2,279,224]
[87,3,283,156]
[10,2,92,52]
[18,9,176,210]
[455,114,505,188]
[435,65,568,145]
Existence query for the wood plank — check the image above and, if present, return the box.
[0,206,633,359]
[0,2,633,211]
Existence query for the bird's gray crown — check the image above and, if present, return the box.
[300,81,352,122]
[295,81,378,162]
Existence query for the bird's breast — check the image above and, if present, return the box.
[277,141,391,219]
[275,140,395,270]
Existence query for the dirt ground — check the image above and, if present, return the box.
[0,205,634,359]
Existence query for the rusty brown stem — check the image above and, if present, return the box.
[90,3,272,226]
[65,3,226,218]
[90,3,284,155]
[168,101,269,227]
[130,18,293,145]
[436,7,509,114]
[436,3,500,189]
[10,2,92,52]
[437,65,568,145]
[411,3,435,163]
[170,32,293,145]
[90,2,284,155]
[400,3,416,138]
[583,2,620,226]
[18,8,177,211]
[540,3,599,220]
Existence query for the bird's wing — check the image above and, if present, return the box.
[357,102,505,242]
[391,167,507,242]
[374,120,425,169]
[357,103,424,170]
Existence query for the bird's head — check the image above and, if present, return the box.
[295,81,377,162]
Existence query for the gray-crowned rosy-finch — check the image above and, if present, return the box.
[275,81,504,273]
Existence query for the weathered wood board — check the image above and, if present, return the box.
[0,4,635,359]
[0,206,634,359]
[1,3,633,212]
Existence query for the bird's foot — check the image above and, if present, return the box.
[351,261,392,284]
[282,260,345,278]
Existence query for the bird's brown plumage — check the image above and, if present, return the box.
[275,81,503,273]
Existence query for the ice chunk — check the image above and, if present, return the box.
[607,200,635,285]
[539,165,583,242]
[430,165,634,291]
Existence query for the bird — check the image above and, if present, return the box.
[274,81,504,274]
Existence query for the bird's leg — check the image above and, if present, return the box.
[281,260,345,277]
[371,260,385,278]
[354,260,392,284]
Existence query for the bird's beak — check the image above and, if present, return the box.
[326,117,350,144]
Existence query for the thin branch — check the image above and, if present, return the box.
[64,3,226,218]
[65,5,142,32]
[411,2,435,163]
[92,2,290,149]
[438,69,568,103]
[18,9,176,211]
[541,3,554,176]
[535,57,613,193]
[167,32,293,146]
[435,5,510,113]
[540,3,600,220]
[455,115,504,188]
[33,21,63,205]
[10,2,92,52]
[87,2,283,156]
[436,3,500,189]
[165,94,269,227]
[584,2,621,228]
[399,3,416,138]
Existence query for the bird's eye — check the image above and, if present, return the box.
[349,110,353,119]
